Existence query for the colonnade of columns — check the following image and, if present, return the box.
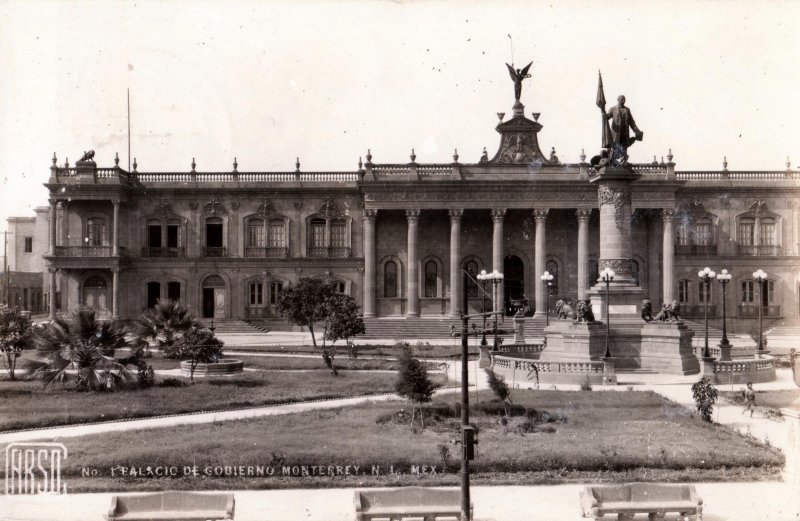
[361,206,677,319]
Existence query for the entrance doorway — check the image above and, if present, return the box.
[202,275,226,319]
[504,255,525,314]
[82,275,109,316]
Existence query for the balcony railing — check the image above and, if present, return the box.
[738,305,781,317]
[675,244,717,256]
[737,244,781,256]
[309,246,351,258]
[141,246,186,258]
[244,247,289,258]
[53,246,126,257]
[202,246,227,257]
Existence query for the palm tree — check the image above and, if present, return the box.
[129,299,200,357]
[24,308,138,391]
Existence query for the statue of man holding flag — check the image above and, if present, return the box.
[596,71,643,166]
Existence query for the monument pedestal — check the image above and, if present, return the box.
[587,281,646,320]
[639,321,699,374]
[540,320,607,362]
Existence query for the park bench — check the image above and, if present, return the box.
[580,483,702,521]
[354,487,471,521]
[106,491,235,521]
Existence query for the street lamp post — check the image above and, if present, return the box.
[483,270,504,351]
[476,270,488,346]
[753,269,768,352]
[600,267,615,359]
[716,269,732,361]
[698,267,716,359]
[541,271,554,326]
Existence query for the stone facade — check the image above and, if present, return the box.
[5,93,799,333]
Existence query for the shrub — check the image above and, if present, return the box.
[580,377,593,391]
[691,377,718,423]
[137,364,156,389]
[0,306,33,380]
[485,368,513,405]
[158,378,188,388]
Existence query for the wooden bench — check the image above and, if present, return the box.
[580,483,702,521]
[106,491,235,521]
[354,487,471,521]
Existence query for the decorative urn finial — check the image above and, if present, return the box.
[453,148,459,163]
[233,157,238,172]
[787,156,791,170]
[723,156,728,170]
[410,148,416,163]
[114,152,120,166]
[295,157,300,171]
[133,157,138,172]
[52,153,57,166]
[358,156,363,170]
[191,157,196,171]
[497,112,505,122]
[667,148,673,163]
[65,158,69,168]
[366,148,372,163]
[532,112,540,121]
[580,148,587,163]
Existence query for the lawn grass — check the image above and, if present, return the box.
[26,389,783,492]
[0,371,433,432]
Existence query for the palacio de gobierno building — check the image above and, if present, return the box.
[13,66,798,379]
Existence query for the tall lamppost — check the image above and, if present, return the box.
[476,270,488,346]
[484,270,504,351]
[716,269,732,361]
[541,271,554,326]
[600,267,615,358]
[753,269,768,352]
[698,267,716,359]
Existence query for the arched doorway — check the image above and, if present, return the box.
[202,275,226,319]
[504,255,525,315]
[82,275,109,316]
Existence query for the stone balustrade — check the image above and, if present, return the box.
[493,354,605,384]
[708,355,776,384]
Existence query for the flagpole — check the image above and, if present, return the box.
[127,88,131,172]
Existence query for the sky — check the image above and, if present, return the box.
[1,0,799,232]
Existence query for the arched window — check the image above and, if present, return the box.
[205,217,224,256]
[424,260,438,298]
[384,260,398,298]
[676,221,691,246]
[678,280,691,303]
[87,218,106,246]
[741,280,755,303]
[760,218,776,246]
[270,281,284,305]
[310,218,326,249]
[330,219,347,248]
[738,218,755,246]
[248,219,265,247]
[166,220,182,251]
[545,260,559,296]
[146,281,161,308]
[147,219,162,248]
[694,218,712,246]
[267,219,286,248]
[464,260,479,298]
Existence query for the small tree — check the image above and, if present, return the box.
[395,343,438,427]
[0,306,33,380]
[278,277,365,375]
[322,292,365,376]
[691,376,718,423]
[485,368,512,414]
[172,327,224,382]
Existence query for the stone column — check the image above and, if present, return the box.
[597,181,635,282]
[533,209,548,316]
[577,209,591,300]
[112,268,119,319]
[449,209,463,317]
[112,199,120,256]
[491,208,506,313]
[48,268,57,320]
[662,209,675,303]
[362,209,377,317]
[406,209,420,317]
[48,199,57,255]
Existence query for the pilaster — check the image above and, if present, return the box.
[362,209,377,317]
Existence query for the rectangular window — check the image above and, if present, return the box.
[270,282,283,305]
[24,237,33,253]
[87,220,105,246]
[738,223,754,246]
[678,280,690,303]
[760,223,775,246]
[167,224,180,248]
[694,223,711,246]
[167,282,181,301]
[698,282,711,302]
[206,221,223,248]
[148,225,162,248]
[676,225,690,246]
[249,222,265,247]
[311,222,326,248]
[267,223,285,248]
[741,281,754,303]
[330,222,346,248]
[250,283,263,306]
